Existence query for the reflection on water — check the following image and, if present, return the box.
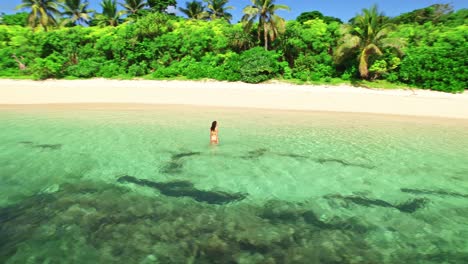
[1,105,468,263]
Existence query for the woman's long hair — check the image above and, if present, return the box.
[210,121,217,132]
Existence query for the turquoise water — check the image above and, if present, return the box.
[1,104,468,263]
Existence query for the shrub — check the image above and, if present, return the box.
[67,58,102,78]
[217,52,242,81]
[97,61,124,78]
[151,66,179,78]
[399,43,466,93]
[128,61,148,77]
[292,53,334,81]
[32,52,67,79]
[238,47,280,83]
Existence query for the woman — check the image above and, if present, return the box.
[210,121,219,144]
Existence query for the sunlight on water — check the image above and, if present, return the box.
[1,104,468,263]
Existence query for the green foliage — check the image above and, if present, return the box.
[133,12,174,40]
[205,0,234,22]
[128,61,148,76]
[292,53,334,81]
[33,52,67,79]
[98,61,125,78]
[0,4,465,92]
[242,0,291,50]
[16,0,62,31]
[334,5,404,79]
[217,52,242,81]
[238,47,280,83]
[95,0,123,27]
[120,0,146,18]
[398,25,467,92]
[296,11,342,24]
[61,0,94,26]
[147,0,177,13]
[66,58,103,78]
[368,55,401,80]
[179,1,209,20]
[340,65,358,81]
[0,12,29,26]
[282,19,337,80]
[0,47,22,76]
[439,9,468,27]
[392,4,453,25]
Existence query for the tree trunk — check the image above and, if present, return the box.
[359,49,369,79]
[257,18,262,45]
[264,21,268,50]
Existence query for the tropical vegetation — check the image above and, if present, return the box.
[60,0,94,26]
[242,0,290,50]
[334,5,403,79]
[16,0,62,31]
[178,1,208,20]
[0,1,465,93]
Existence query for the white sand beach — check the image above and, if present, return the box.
[0,79,467,119]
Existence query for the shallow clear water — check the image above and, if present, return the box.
[1,104,468,263]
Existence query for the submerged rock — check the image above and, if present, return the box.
[160,151,202,174]
[2,180,451,264]
[401,188,468,199]
[260,200,371,234]
[117,175,247,205]
[325,194,428,213]
[171,152,201,159]
[18,141,62,150]
[315,158,375,169]
[34,144,62,150]
[241,148,268,159]
[40,184,60,194]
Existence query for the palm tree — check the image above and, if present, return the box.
[119,0,146,17]
[147,0,176,13]
[16,0,62,31]
[96,0,123,26]
[242,0,290,50]
[334,5,404,79]
[179,1,208,20]
[61,0,94,26]
[204,0,233,22]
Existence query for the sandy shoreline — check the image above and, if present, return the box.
[0,79,467,119]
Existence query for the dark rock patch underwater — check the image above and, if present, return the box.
[117,175,246,204]
[325,194,428,213]
[401,188,468,199]
[160,151,201,174]
[19,141,62,150]
[0,181,462,263]
[0,181,380,263]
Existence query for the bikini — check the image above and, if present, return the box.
[210,130,218,141]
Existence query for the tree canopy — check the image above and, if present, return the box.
[1,1,465,92]
[296,11,342,24]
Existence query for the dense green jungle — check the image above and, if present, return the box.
[0,1,466,92]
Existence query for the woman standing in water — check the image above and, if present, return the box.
[210,121,219,144]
